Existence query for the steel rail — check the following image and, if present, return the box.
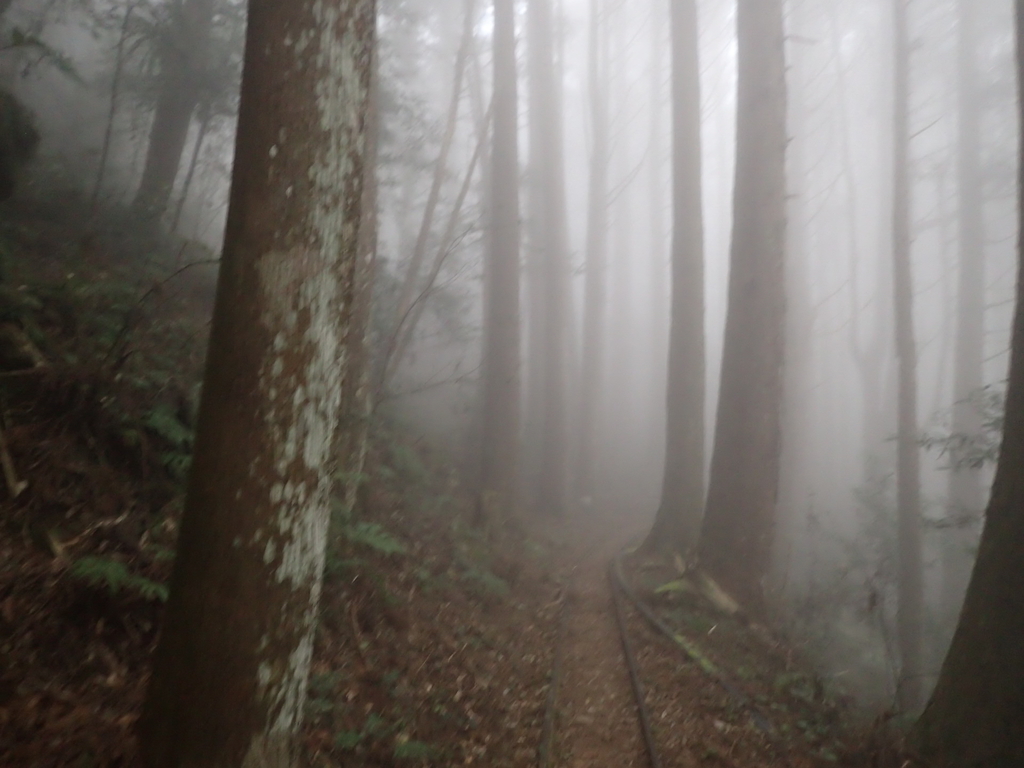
[538,580,571,768]
[611,552,777,736]
[609,561,665,768]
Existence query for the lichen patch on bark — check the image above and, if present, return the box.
[242,2,372,745]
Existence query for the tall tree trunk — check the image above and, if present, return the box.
[843,2,896,491]
[773,13,814,599]
[171,109,212,234]
[646,0,669,468]
[478,0,521,523]
[527,0,571,516]
[338,48,381,514]
[132,0,216,222]
[575,0,609,507]
[137,2,375,766]
[465,28,492,487]
[523,19,547,504]
[643,0,704,554]
[891,0,924,713]
[603,2,637,509]
[910,9,1024,761]
[90,0,138,214]
[856,1,897,493]
[942,0,986,630]
[698,0,787,612]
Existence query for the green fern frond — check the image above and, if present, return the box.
[70,556,169,602]
[334,731,363,751]
[343,522,406,556]
[394,740,439,760]
[461,565,509,598]
[160,451,192,480]
[145,404,193,448]
[390,445,429,484]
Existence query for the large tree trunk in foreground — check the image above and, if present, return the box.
[575,0,608,507]
[644,0,704,554]
[138,1,375,765]
[891,0,924,713]
[911,9,1024,761]
[698,0,787,611]
[526,0,572,516]
[338,51,381,514]
[942,0,986,631]
[478,0,521,523]
[132,0,216,222]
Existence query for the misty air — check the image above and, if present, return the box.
[0,0,1021,766]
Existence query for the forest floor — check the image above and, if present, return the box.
[0,201,908,767]
[527,511,908,768]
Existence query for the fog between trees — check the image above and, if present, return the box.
[3,0,1024,763]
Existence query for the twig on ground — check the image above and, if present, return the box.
[0,418,27,498]
[350,601,373,671]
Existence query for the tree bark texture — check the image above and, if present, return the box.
[942,0,986,628]
[911,8,1024,761]
[699,0,787,612]
[891,0,924,713]
[478,0,521,522]
[138,2,376,766]
[132,0,216,221]
[338,49,380,514]
[526,0,572,516]
[644,0,705,554]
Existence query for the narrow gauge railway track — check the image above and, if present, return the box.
[609,560,664,768]
[536,546,663,768]
[536,521,625,767]
[538,547,781,768]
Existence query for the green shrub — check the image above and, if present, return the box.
[69,556,168,602]
[394,739,439,761]
[344,521,406,556]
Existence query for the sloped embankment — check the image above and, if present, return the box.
[610,549,906,767]
[0,206,564,766]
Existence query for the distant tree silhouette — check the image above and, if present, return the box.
[526,0,572,517]
[132,0,216,221]
[699,0,787,612]
[478,0,521,524]
[890,0,924,713]
[643,0,705,554]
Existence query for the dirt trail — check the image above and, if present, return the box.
[540,514,651,767]
[558,550,645,766]
[531,504,898,768]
